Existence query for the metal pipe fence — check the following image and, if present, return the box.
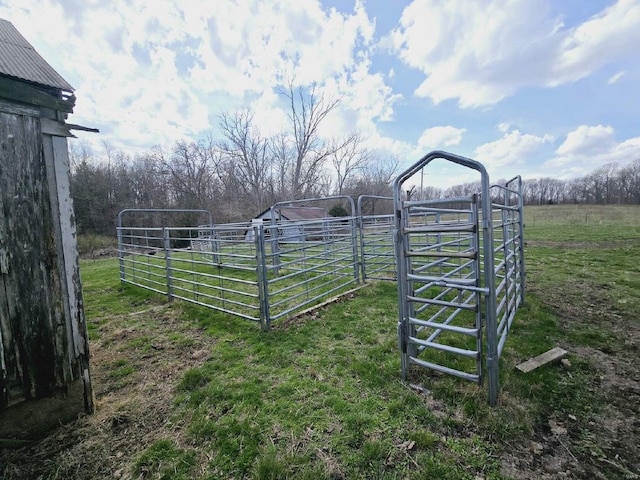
[357,195,396,281]
[117,208,362,331]
[116,155,524,404]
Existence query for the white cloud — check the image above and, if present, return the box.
[248,91,289,138]
[547,125,640,172]
[552,0,640,85]
[1,0,401,157]
[418,126,466,148]
[387,0,640,107]
[497,122,511,133]
[474,129,553,170]
[608,70,626,84]
[555,125,616,157]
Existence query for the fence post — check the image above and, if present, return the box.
[209,226,221,266]
[480,188,499,406]
[356,196,367,282]
[117,211,125,282]
[117,227,125,282]
[517,184,525,306]
[269,206,281,275]
[344,196,359,283]
[163,227,173,302]
[255,224,271,331]
[350,216,360,282]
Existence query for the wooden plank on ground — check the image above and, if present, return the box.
[516,347,568,373]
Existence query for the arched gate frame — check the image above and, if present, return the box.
[393,151,524,405]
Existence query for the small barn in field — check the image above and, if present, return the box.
[0,18,94,438]
[245,206,329,242]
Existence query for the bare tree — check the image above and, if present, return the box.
[68,139,94,172]
[218,110,272,214]
[154,139,220,211]
[344,154,399,214]
[278,81,340,199]
[330,132,369,196]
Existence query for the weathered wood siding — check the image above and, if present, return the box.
[0,106,73,408]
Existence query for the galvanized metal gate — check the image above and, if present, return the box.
[490,177,525,359]
[394,151,524,405]
[357,195,396,281]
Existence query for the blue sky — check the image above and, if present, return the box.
[1,0,639,187]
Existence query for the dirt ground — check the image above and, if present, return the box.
[1,305,211,480]
[500,274,639,479]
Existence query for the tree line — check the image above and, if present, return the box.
[412,159,640,207]
[68,85,640,236]
[69,83,398,236]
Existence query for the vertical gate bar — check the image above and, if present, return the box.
[209,224,220,266]
[163,227,173,302]
[405,202,417,357]
[501,206,511,342]
[506,176,525,306]
[255,224,271,331]
[516,179,525,305]
[117,211,125,282]
[393,183,410,378]
[269,206,281,275]
[470,195,483,385]
[480,181,499,406]
[350,216,360,282]
[343,196,360,283]
[357,195,367,282]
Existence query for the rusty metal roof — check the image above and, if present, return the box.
[278,207,328,221]
[0,18,73,92]
[255,206,330,221]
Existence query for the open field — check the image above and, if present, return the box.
[1,205,639,479]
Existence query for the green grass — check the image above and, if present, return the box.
[119,241,360,325]
[77,234,117,257]
[133,439,197,480]
[72,204,639,479]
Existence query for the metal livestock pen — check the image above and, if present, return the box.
[117,199,363,331]
[117,151,525,404]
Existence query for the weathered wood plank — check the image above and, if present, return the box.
[49,135,93,412]
[0,76,74,113]
[0,111,65,404]
[0,99,39,117]
[41,118,74,137]
[0,156,9,407]
[516,347,568,373]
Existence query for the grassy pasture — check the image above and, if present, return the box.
[1,205,639,479]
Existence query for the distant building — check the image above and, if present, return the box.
[246,206,329,242]
[0,18,95,438]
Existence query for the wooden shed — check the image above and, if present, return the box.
[0,18,94,438]
[245,206,329,242]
